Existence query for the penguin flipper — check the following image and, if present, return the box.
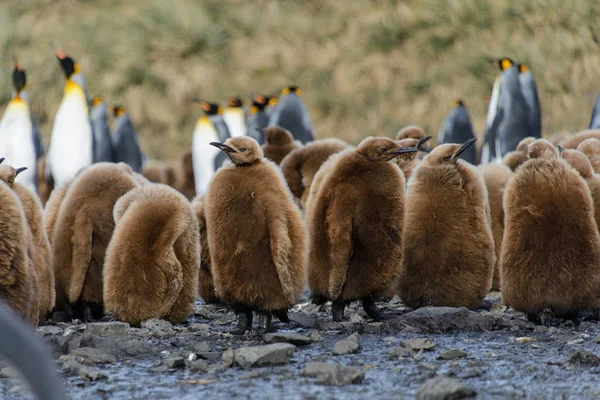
[67,220,96,303]
[279,149,304,199]
[327,192,354,300]
[267,215,296,305]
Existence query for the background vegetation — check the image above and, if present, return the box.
[1,0,599,159]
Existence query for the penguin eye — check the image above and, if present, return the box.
[380,147,388,153]
[239,147,247,152]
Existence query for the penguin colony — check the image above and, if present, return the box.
[2,49,600,340]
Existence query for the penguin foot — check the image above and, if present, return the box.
[256,313,273,335]
[362,298,391,322]
[476,299,493,311]
[230,310,253,335]
[332,301,345,322]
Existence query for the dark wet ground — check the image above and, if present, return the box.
[2,294,600,399]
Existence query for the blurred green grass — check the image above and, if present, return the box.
[0,0,599,159]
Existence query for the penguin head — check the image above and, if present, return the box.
[227,97,244,108]
[527,139,559,160]
[91,96,103,108]
[518,64,529,73]
[0,165,27,187]
[53,48,79,79]
[516,136,536,152]
[356,137,419,162]
[281,86,302,96]
[210,137,263,166]
[193,98,222,115]
[577,138,600,159]
[249,93,268,113]
[453,99,466,108]
[562,149,594,178]
[263,126,294,146]
[397,136,432,164]
[11,59,26,95]
[489,57,514,71]
[422,138,477,165]
[111,105,126,118]
[396,125,426,141]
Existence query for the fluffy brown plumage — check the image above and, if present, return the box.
[261,126,303,165]
[104,184,199,326]
[142,160,166,183]
[36,156,54,207]
[562,149,600,231]
[280,138,348,209]
[396,125,426,141]
[503,136,536,171]
[479,163,513,291]
[44,179,74,245]
[577,138,600,175]
[0,180,39,325]
[501,139,600,320]
[173,151,196,199]
[559,129,600,149]
[51,163,139,320]
[308,137,416,321]
[394,137,428,182]
[206,136,306,332]
[191,195,219,304]
[398,138,494,309]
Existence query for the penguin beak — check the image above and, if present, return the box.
[389,147,419,157]
[416,136,433,153]
[0,158,5,165]
[487,57,499,65]
[452,138,477,160]
[210,142,237,153]
[557,145,565,155]
[15,167,27,177]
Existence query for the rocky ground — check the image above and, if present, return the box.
[1,293,600,399]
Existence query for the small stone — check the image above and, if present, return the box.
[388,346,411,359]
[459,368,482,379]
[383,337,397,343]
[190,360,210,373]
[567,338,585,345]
[188,353,198,362]
[332,335,360,355]
[566,350,600,367]
[140,319,175,337]
[534,325,549,333]
[240,370,261,379]
[79,366,108,381]
[166,357,185,369]
[36,326,64,336]
[438,349,468,360]
[289,313,317,328]
[193,342,211,353]
[84,322,129,337]
[301,362,365,386]
[188,323,211,332]
[308,330,323,342]
[349,314,364,323]
[515,337,535,344]
[234,343,296,369]
[594,335,600,344]
[264,332,312,346]
[418,363,437,372]
[151,359,162,367]
[221,348,235,368]
[401,338,436,351]
[416,376,475,400]
[59,348,116,364]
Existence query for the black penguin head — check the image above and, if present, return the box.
[53,49,79,79]
[489,57,514,71]
[210,137,262,166]
[453,99,466,107]
[281,86,302,96]
[111,105,126,118]
[357,137,419,162]
[0,165,26,187]
[193,98,221,115]
[423,138,476,165]
[227,97,244,108]
[11,59,26,94]
[249,93,268,113]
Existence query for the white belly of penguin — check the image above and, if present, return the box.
[192,119,220,196]
[0,100,37,192]
[223,109,247,138]
[47,89,93,186]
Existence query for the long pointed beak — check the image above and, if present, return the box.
[209,142,237,153]
[15,167,27,176]
[192,96,201,103]
[487,57,499,65]
[389,147,419,156]
[417,136,433,153]
[453,138,477,160]
[0,158,5,165]
[557,145,564,155]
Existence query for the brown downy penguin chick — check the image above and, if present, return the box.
[191,196,219,304]
[0,179,40,325]
[394,136,432,182]
[308,137,418,321]
[44,179,75,245]
[279,138,348,209]
[577,138,600,174]
[261,126,303,165]
[142,160,166,183]
[502,139,600,322]
[304,150,348,213]
[396,125,426,141]
[206,137,306,333]
[562,149,600,231]
[36,156,54,206]
[503,136,536,171]
[547,131,571,146]
[104,184,199,326]
[0,166,55,320]
[52,163,139,321]
[174,151,196,199]
[398,138,495,309]
[479,163,513,291]
[559,129,600,149]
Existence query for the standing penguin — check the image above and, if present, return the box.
[398,138,495,309]
[111,105,143,172]
[0,59,39,192]
[562,149,600,231]
[438,100,477,164]
[578,138,600,174]
[51,163,139,320]
[222,97,247,138]
[589,93,600,130]
[308,137,418,321]
[261,126,302,165]
[246,93,270,144]
[502,139,600,322]
[503,136,536,171]
[104,184,199,326]
[268,86,314,144]
[206,137,306,333]
[518,64,542,138]
[46,48,93,186]
[191,195,219,304]
[90,96,114,163]
[279,138,349,209]
[191,99,229,196]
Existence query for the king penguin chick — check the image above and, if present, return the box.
[111,105,143,173]
[46,48,93,187]
[0,59,39,192]
[479,162,513,291]
[502,136,536,171]
[222,97,247,138]
[44,177,77,245]
[308,137,418,321]
[438,100,477,164]
[502,139,600,322]
[559,130,600,150]
[0,179,39,325]
[90,96,114,163]
[141,160,167,183]
[562,149,600,231]
[261,126,303,165]
[206,137,306,333]
[578,138,600,174]
[280,138,348,209]
[268,86,314,144]
[104,184,199,326]
[52,163,139,321]
[36,156,54,206]
[246,93,270,144]
[191,195,220,304]
[0,165,55,320]
[394,137,431,182]
[396,125,426,141]
[398,138,495,309]
[173,151,196,200]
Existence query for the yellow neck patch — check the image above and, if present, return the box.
[500,59,513,71]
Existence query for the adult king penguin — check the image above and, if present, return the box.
[590,93,600,130]
[438,99,477,164]
[0,59,39,192]
[481,57,512,164]
[268,86,314,144]
[111,105,143,172]
[90,96,114,162]
[246,93,270,144]
[223,97,247,138]
[518,63,542,138]
[45,47,93,186]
